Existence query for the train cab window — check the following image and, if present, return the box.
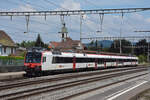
[25,52,42,63]
[43,57,46,63]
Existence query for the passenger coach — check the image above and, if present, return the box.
[24,51,138,76]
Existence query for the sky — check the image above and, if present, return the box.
[0,0,150,43]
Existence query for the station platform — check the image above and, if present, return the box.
[0,71,25,81]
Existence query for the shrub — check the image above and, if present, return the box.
[138,54,147,63]
[0,56,24,60]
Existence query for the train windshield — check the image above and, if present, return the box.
[25,52,42,63]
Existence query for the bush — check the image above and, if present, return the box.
[138,54,147,63]
[19,51,26,57]
[0,56,24,60]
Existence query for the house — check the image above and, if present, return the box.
[49,37,84,51]
[0,30,17,56]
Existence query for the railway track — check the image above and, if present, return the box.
[0,66,144,90]
[0,67,147,100]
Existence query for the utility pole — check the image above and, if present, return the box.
[80,15,83,43]
[147,38,150,62]
[119,12,124,54]
[131,39,134,55]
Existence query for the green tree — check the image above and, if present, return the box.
[109,39,132,54]
[88,40,97,51]
[135,39,148,56]
[20,41,26,47]
[90,40,94,46]
[19,41,35,48]
[35,34,44,47]
[138,54,147,63]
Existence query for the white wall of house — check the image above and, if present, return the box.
[0,47,16,56]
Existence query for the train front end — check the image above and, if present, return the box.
[24,52,42,76]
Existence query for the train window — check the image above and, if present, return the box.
[43,57,46,63]
[98,58,104,64]
[25,52,42,63]
[51,57,133,64]
[52,57,57,63]
[52,57,73,63]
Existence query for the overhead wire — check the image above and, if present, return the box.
[83,0,105,34]
[21,0,62,32]
[5,0,19,6]
[84,0,98,8]
[2,0,106,41]
[43,0,68,10]
[3,0,61,34]
[21,0,47,10]
[21,0,101,39]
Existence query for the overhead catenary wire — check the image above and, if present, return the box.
[1,0,150,43]
[3,0,61,34]
[42,0,95,40]
[43,0,68,10]
[21,0,47,10]
[84,0,98,8]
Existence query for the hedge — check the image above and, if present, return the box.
[0,56,24,60]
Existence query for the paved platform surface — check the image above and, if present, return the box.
[0,71,25,80]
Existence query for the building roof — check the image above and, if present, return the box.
[49,37,84,50]
[0,30,16,47]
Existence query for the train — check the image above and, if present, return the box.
[24,50,138,76]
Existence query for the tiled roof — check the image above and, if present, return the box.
[49,37,84,49]
[0,30,16,47]
[49,42,61,49]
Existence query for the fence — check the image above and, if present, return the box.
[0,59,24,72]
[0,59,24,66]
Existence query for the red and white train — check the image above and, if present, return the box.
[24,50,138,76]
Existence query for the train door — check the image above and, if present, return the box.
[73,56,76,70]
[95,58,98,69]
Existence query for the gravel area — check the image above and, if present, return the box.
[0,67,147,100]
[30,71,148,100]
[130,88,150,100]
[18,71,148,100]
[0,69,138,96]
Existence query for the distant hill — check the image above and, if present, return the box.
[84,40,113,48]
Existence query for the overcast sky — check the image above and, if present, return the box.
[0,0,150,43]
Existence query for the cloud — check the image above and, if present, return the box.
[60,0,81,10]
[146,18,150,23]
[1,0,150,43]
[11,4,36,11]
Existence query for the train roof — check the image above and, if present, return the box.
[42,51,138,60]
